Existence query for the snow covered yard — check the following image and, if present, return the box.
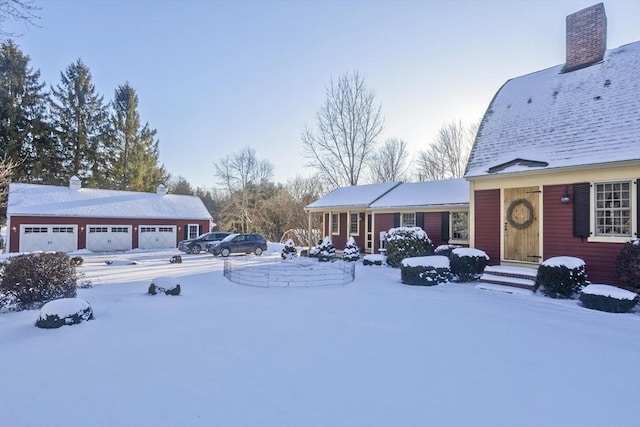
[1,249,639,427]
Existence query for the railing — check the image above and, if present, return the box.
[223,257,355,288]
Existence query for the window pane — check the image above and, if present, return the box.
[594,181,632,237]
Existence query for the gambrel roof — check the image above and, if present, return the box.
[465,41,640,178]
[8,182,212,220]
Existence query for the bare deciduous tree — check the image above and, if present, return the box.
[302,70,384,189]
[0,0,40,38]
[214,147,274,233]
[414,120,479,181]
[369,138,411,182]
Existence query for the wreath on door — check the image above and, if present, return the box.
[506,198,534,229]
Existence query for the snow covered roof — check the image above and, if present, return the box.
[465,41,640,178]
[369,179,468,209]
[305,181,401,210]
[7,183,212,220]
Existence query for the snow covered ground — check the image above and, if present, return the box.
[1,246,639,427]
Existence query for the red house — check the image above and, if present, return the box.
[6,177,213,253]
[464,3,639,285]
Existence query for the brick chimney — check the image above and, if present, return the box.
[563,3,607,72]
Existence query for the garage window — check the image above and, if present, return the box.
[89,227,108,233]
[159,227,173,232]
[24,227,48,233]
[111,227,129,233]
[141,227,156,232]
[52,227,74,233]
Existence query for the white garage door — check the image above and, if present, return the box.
[138,226,176,249]
[86,225,132,252]
[20,225,78,253]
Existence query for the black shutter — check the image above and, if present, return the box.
[573,183,591,238]
[416,212,424,229]
[198,225,202,236]
[183,227,188,240]
[393,213,400,228]
[636,179,640,237]
[441,212,450,241]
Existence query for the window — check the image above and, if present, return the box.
[159,227,173,232]
[89,227,108,233]
[451,212,469,241]
[141,227,156,233]
[52,227,74,233]
[188,224,199,239]
[331,214,339,234]
[594,181,632,237]
[24,227,48,233]
[350,213,359,235]
[402,213,416,227]
[111,227,129,233]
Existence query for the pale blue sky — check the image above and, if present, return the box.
[7,0,640,189]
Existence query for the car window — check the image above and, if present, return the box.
[221,234,238,242]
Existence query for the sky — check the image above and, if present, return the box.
[5,0,640,190]
[1,247,639,426]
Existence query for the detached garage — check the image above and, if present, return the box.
[6,177,212,254]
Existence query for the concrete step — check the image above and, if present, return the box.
[479,273,536,290]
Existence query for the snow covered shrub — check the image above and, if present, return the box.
[281,239,298,260]
[535,256,588,298]
[317,236,336,262]
[400,256,451,286]
[363,254,385,266]
[0,253,78,311]
[70,256,84,266]
[579,285,639,313]
[35,298,93,329]
[307,240,322,258]
[434,244,461,258]
[385,227,434,268]
[616,238,640,291]
[450,248,489,282]
[343,237,360,262]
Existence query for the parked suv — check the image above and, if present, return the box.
[207,233,268,257]
[178,232,232,254]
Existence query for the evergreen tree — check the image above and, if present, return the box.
[343,237,360,262]
[49,59,110,184]
[110,82,168,191]
[0,40,58,183]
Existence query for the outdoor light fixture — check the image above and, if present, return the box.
[561,186,571,204]
[12,226,16,232]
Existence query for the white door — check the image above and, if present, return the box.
[20,225,78,253]
[86,225,132,252]
[138,226,176,249]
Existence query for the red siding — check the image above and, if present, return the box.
[374,213,395,253]
[8,215,210,252]
[543,185,623,285]
[474,189,501,265]
[423,212,444,247]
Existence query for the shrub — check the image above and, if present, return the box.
[536,256,588,298]
[281,239,298,260]
[0,253,78,311]
[434,244,461,258]
[317,236,336,262]
[616,239,640,291]
[385,227,434,268]
[362,254,384,266]
[35,298,94,329]
[70,256,84,266]
[308,240,322,259]
[343,237,360,262]
[400,256,451,286]
[450,248,489,282]
[580,285,639,313]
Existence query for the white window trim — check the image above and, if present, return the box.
[187,224,200,239]
[450,211,470,244]
[588,179,637,244]
[401,212,416,227]
[331,213,340,236]
[349,212,360,236]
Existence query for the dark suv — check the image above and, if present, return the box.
[178,232,232,254]
[207,233,268,257]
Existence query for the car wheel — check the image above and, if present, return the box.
[221,247,231,257]
[254,246,263,256]
[190,245,201,254]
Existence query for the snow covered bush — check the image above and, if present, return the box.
[35,298,93,329]
[616,238,640,291]
[363,254,385,266]
[343,237,360,262]
[317,236,336,262]
[579,284,639,313]
[70,256,84,266]
[401,256,451,286]
[0,253,78,311]
[535,256,588,298]
[385,227,434,268]
[450,248,489,282]
[307,240,322,258]
[281,239,298,260]
[434,244,461,258]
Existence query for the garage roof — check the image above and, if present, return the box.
[7,183,212,220]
